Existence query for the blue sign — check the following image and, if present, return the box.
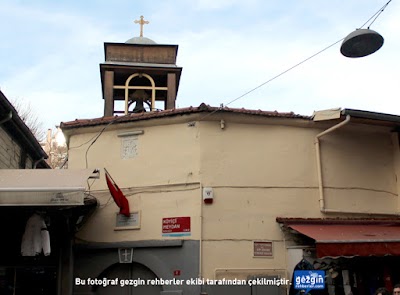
[294,270,325,293]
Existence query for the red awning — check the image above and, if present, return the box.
[288,223,400,257]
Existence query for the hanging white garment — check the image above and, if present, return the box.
[21,213,51,256]
[41,228,51,256]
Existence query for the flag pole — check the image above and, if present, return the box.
[104,168,117,184]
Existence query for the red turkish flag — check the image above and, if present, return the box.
[105,169,130,217]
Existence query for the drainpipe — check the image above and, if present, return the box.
[199,185,204,294]
[315,115,351,213]
[0,111,12,125]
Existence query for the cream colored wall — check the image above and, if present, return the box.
[199,121,318,279]
[320,126,397,213]
[68,123,200,186]
[66,116,400,280]
[67,122,202,242]
[198,121,318,187]
[76,188,201,242]
[200,187,320,279]
[197,120,398,279]
[203,241,287,280]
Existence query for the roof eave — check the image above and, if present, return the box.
[342,108,400,125]
[0,91,49,168]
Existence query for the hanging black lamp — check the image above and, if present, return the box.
[339,0,391,58]
[340,28,384,58]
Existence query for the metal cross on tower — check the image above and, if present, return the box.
[134,15,149,37]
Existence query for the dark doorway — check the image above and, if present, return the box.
[95,262,162,295]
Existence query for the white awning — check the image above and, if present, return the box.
[0,169,99,206]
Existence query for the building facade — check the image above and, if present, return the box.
[61,104,400,295]
[58,21,400,294]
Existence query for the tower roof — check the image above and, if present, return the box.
[125,36,157,45]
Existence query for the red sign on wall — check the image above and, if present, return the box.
[162,217,191,237]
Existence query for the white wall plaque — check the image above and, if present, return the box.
[115,211,141,231]
[120,136,138,159]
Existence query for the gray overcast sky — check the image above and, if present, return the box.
[0,0,399,130]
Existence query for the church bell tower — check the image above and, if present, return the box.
[100,16,182,116]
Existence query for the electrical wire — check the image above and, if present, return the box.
[195,1,393,123]
[230,39,347,106]
[88,180,200,193]
[91,183,200,209]
[124,185,200,197]
[69,133,102,150]
[84,115,127,168]
[195,37,344,122]
[69,2,394,203]
[367,0,392,29]
[63,113,128,167]
[86,177,97,196]
[359,0,392,29]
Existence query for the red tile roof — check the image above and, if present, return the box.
[60,103,310,130]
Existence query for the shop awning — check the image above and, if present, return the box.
[288,223,400,257]
[0,169,99,206]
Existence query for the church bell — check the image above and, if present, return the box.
[130,89,149,113]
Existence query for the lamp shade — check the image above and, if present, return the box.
[340,28,384,58]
